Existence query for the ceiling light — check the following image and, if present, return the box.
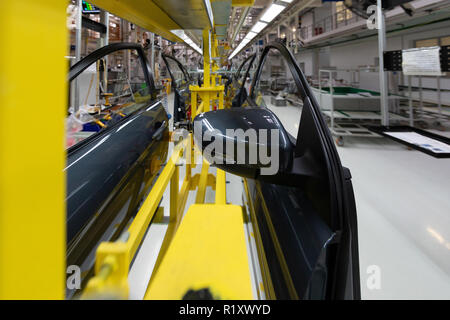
[280,0,293,3]
[251,21,268,33]
[171,30,202,55]
[260,4,285,23]
[245,31,257,40]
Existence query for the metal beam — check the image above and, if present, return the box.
[231,6,250,43]
[82,16,107,34]
[90,0,182,42]
[377,0,390,126]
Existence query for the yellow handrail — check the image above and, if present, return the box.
[82,135,190,299]
[215,169,226,204]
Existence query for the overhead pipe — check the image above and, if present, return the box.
[228,7,237,39]
[231,6,250,43]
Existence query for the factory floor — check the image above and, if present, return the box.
[128,94,450,300]
[266,100,450,300]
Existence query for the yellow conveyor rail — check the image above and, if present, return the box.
[145,204,253,300]
[82,133,243,299]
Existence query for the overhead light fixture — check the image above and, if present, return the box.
[251,21,268,33]
[203,0,214,29]
[245,31,258,40]
[260,4,285,23]
[280,0,293,3]
[171,30,202,55]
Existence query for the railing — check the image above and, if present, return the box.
[82,131,226,299]
[300,8,362,40]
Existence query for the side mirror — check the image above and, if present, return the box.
[193,107,294,180]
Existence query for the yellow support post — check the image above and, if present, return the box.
[170,165,179,225]
[0,0,66,299]
[215,170,227,205]
[190,29,225,116]
[203,28,211,87]
[197,101,205,115]
[219,91,224,110]
[191,89,197,119]
[195,159,210,204]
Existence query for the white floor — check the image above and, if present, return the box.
[129,94,450,300]
[266,101,450,300]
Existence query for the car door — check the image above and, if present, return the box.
[193,41,360,300]
[66,43,169,298]
[248,42,360,299]
[161,54,192,126]
[231,53,256,108]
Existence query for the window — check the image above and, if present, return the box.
[415,38,439,48]
[441,36,450,46]
[252,48,302,136]
[67,48,152,148]
[336,1,352,23]
[162,56,187,88]
[415,36,450,48]
[236,56,257,88]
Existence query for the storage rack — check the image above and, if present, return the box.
[314,69,409,145]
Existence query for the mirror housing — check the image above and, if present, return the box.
[193,107,294,180]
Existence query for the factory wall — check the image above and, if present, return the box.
[313,2,333,25]
[295,50,315,76]
[309,19,450,104]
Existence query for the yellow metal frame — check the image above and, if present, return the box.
[90,0,182,43]
[83,136,191,298]
[0,1,244,299]
[0,0,67,299]
[145,204,253,300]
[82,133,230,298]
[242,179,275,299]
[232,0,255,6]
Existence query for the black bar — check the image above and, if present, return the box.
[82,16,107,34]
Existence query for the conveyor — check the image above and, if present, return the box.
[0,0,360,300]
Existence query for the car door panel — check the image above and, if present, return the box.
[196,42,360,299]
[66,43,169,297]
[245,42,360,299]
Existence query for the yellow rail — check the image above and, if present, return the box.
[82,133,228,299]
[83,20,231,301]
[215,169,227,205]
[83,135,191,299]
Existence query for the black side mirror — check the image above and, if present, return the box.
[194,96,328,187]
[193,107,294,180]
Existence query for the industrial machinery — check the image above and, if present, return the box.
[0,0,360,301]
